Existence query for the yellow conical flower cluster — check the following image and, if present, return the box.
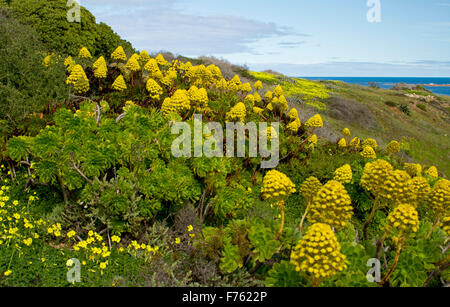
[386,140,401,155]
[161,68,178,87]
[244,94,255,105]
[360,159,393,196]
[253,92,262,104]
[361,146,376,159]
[206,64,222,80]
[441,214,450,236]
[305,114,323,128]
[64,56,75,72]
[144,58,163,80]
[407,176,431,204]
[349,137,361,149]
[267,126,278,141]
[187,86,208,111]
[290,223,347,281]
[43,55,51,67]
[428,179,450,216]
[338,138,347,148]
[112,75,127,91]
[93,56,107,78]
[138,50,150,66]
[240,82,253,93]
[273,85,283,97]
[404,163,422,177]
[261,170,296,201]
[299,176,322,201]
[385,204,420,235]
[155,54,168,66]
[425,166,439,178]
[126,54,141,72]
[161,89,190,116]
[362,138,378,150]
[66,64,89,93]
[253,107,264,116]
[277,95,289,112]
[254,80,263,91]
[226,102,247,122]
[146,78,163,100]
[342,128,351,137]
[264,90,273,101]
[78,47,92,59]
[111,46,127,61]
[309,180,353,230]
[286,121,300,133]
[333,164,352,184]
[380,170,412,205]
[306,134,318,150]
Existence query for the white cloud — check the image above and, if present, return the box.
[83,0,304,56]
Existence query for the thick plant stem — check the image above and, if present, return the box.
[426,216,440,240]
[363,196,378,240]
[298,201,310,233]
[275,201,285,241]
[379,240,404,286]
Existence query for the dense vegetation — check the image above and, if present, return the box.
[0,2,448,287]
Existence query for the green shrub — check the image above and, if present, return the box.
[417,104,427,111]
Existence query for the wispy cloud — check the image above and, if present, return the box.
[83,0,306,56]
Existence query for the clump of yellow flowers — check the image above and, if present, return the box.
[111,75,126,91]
[337,138,347,148]
[261,170,296,200]
[385,203,420,236]
[261,170,296,240]
[342,128,351,137]
[349,137,361,149]
[305,114,323,128]
[441,214,450,236]
[404,163,422,177]
[425,166,439,178]
[299,177,322,202]
[360,159,393,196]
[187,86,209,112]
[66,64,90,93]
[386,140,401,155]
[407,176,431,204]
[333,164,352,184]
[362,138,378,150]
[93,56,107,79]
[308,180,353,230]
[146,78,163,100]
[361,145,376,159]
[428,178,449,217]
[111,46,127,61]
[226,102,247,123]
[161,89,190,116]
[290,223,347,286]
[380,170,412,205]
[78,47,92,59]
[126,54,141,72]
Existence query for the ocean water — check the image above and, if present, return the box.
[301,77,450,96]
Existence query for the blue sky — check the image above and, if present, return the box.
[83,0,450,76]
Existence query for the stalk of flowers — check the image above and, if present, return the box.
[226,102,247,123]
[307,180,353,231]
[161,89,191,117]
[66,64,90,94]
[111,46,127,62]
[426,178,449,239]
[298,176,322,233]
[386,140,401,156]
[290,223,347,287]
[378,203,419,286]
[261,170,296,240]
[360,159,394,239]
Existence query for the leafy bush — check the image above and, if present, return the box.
[398,104,411,116]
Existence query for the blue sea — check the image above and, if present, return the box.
[301,77,450,96]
